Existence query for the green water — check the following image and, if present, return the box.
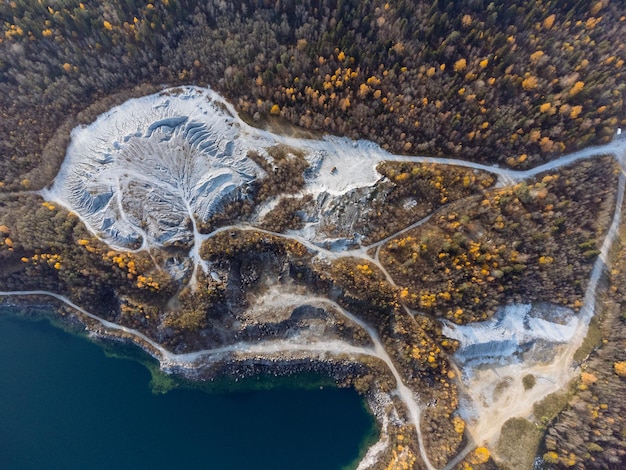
[0,312,376,470]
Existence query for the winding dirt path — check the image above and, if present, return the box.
[4,126,626,469]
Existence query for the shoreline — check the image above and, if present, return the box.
[0,295,388,469]
[0,309,378,470]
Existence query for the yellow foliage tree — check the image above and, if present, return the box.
[470,447,490,465]
[570,105,583,119]
[543,14,556,29]
[570,81,585,96]
[581,372,598,386]
[539,102,552,113]
[543,451,559,464]
[530,50,544,63]
[539,136,555,153]
[453,416,465,434]
[522,75,538,91]
[358,83,370,98]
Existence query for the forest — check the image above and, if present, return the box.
[1,0,625,191]
[2,1,626,469]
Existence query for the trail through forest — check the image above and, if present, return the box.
[4,87,626,469]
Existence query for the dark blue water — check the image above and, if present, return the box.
[0,313,375,470]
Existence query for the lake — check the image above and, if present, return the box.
[0,311,376,470]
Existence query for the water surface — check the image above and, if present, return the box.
[0,311,375,470]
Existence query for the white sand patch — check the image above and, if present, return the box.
[43,87,262,250]
[43,86,393,256]
[301,136,387,196]
[443,303,585,447]
[442,304,580,369]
